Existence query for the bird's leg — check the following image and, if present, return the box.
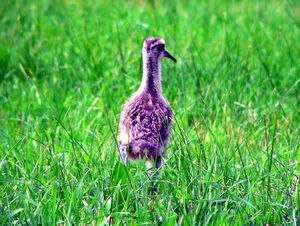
[155,156,163,172]
[148,156,163,195]
[146,160,154,172]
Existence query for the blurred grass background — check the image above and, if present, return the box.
[0,0,299,224]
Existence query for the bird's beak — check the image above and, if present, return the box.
[164,50,177,63]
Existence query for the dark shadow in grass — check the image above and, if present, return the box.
[0,46,11,81]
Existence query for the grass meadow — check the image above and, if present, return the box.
[0,0,299,224]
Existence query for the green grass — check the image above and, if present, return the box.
[0,0,299,224]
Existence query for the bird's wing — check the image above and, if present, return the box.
[128,103,172,145]
[118,143,128,165]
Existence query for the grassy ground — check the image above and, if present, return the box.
[0,0,299,224]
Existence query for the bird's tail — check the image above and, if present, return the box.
[129,139,161,160]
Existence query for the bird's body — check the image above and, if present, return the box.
[118,37,176,170]
[118,86,173,165]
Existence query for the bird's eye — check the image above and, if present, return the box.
[157,44,165,51]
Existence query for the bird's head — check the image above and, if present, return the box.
[142,37,176,63]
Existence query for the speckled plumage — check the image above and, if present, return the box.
[118,37,176,169]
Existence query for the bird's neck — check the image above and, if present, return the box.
[140,54,162,93]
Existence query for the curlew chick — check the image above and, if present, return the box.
[118,37,176,173]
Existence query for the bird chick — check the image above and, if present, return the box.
[118,37,176,172]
